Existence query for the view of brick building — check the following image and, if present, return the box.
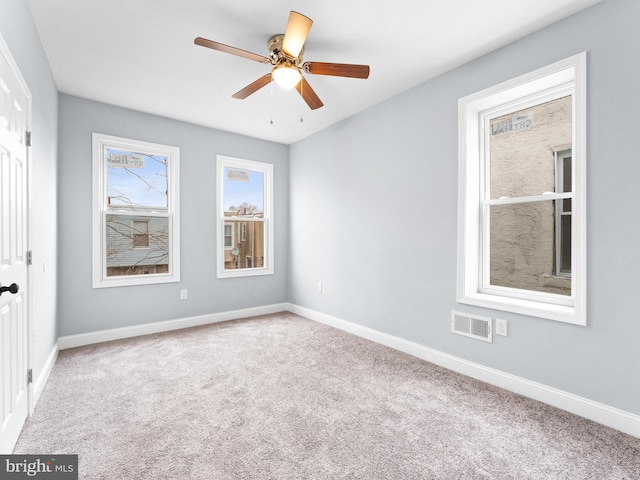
[223,207,265,270]
[489,95,572,296]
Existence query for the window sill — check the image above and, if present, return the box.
[457,291,584,326]
[217,267,274,279]
[93,273,180,289]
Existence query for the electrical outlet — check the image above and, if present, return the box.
[180,289,188,300]
[496,318,508,337]
[316,282,322,294]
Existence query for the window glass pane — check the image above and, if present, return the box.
[106,214,169,277]
[562,155,572,193]
[489,200,571,296]
[107,149,168,208]
[223,220,264,270]
[559,215,572,274]
[222,166,265,271]
[223,167,264,216]
[489,96,572,199]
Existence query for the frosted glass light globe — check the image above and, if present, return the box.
[272,65,302,89]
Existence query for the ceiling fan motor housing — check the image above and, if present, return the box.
[268,34,303,66]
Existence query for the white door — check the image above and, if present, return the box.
[0,36,31,454]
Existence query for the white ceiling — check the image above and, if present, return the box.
[27,0,601,145]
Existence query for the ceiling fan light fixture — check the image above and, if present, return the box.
[272,64,301,89]
[194,11,369,110]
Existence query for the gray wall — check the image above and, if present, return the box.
[0,0,59,381]
[289,0,640,415]
[57,95,289,336]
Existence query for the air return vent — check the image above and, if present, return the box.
[451,311,493,343]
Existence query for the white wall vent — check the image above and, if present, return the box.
[451,311,493,343]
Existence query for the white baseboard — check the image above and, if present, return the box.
[32,342,59,410]
[58,303,288,350]
[286,303,640,439]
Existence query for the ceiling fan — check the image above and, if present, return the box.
[194,11,370,110]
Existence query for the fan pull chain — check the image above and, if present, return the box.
[269,79,275,125]
[299,80,304,123]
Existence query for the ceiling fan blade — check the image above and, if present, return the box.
[282,11,313,58]
[194,37,270,64]
[295,77,323,110]
[304,62,370,79]
[232,74,273,99]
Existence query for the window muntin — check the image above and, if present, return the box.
[457,53,586,325]
[216,155,273,278]
[93,133,180,288]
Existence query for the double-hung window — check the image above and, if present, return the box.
[92,133,180,287]
[216,155,273,278]
[457,53,586,325]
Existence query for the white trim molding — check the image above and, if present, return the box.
[287,303,640,439]
[33,343,59,410]
[58,303,288,350]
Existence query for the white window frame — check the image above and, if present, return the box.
[216,155,274,278]
[457,52,586,325]
[92,133,180,288]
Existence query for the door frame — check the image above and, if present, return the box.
[0,31,34,441]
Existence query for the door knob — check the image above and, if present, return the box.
[0,283,19,295]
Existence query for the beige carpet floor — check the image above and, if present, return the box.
[13,312,640,479]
